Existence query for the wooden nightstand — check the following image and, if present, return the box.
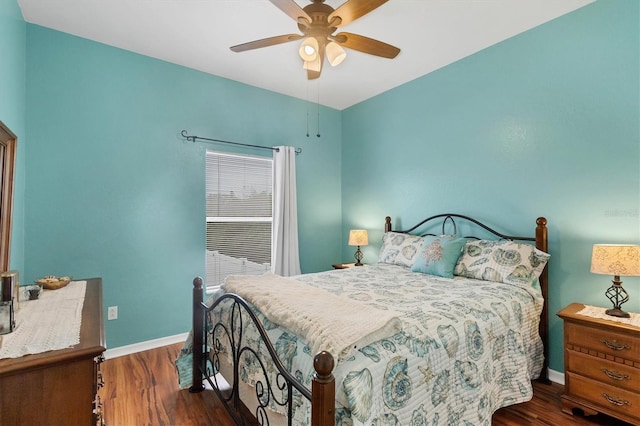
[557,303,639,425]
[332,263,356,269]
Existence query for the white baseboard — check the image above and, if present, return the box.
[548,368,564,385]
[104,332,189,360]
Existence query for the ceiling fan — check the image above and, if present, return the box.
[230,0,401,79]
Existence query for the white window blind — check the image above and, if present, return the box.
[205,151,272,288]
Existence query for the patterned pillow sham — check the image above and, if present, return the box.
[411,235,466,278]
[454,239,550,286]
[378,232,424,268]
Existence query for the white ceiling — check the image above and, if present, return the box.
[17,0,594,110]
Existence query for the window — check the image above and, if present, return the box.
[205,151,272,289]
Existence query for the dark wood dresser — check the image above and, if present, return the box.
[0,278,106,425]
[557,303,639,425]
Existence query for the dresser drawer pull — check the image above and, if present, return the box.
[601,338,630,351]
[601,368,629,381]
[602,393,630,407]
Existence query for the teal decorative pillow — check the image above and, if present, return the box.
[411,235,466,278]
[378,232,424,268]
[454,240,550,286]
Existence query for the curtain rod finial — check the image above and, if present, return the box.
[180,130,196,142]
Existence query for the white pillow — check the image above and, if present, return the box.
[454,239,550,287]
[378,232,424,268]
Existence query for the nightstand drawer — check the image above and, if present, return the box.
[566,372,639,421]
[565,322,640,362]
[567,349,639,392]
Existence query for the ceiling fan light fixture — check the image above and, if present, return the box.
[229,0,400,79]
[303,55,322,72]
[326,41,346,67]
[299,37,319,62]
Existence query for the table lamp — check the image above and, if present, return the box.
[348,230,368,266]
[590,244,640,318]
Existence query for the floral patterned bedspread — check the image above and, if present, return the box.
[176,263,544,425]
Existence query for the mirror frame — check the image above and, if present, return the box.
[0,120,17,272]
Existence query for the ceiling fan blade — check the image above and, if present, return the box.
[230,34,303,52]
[333,32,400,58]
[269,0,311,22]
[307,68,321,80]
[329,0,388,27]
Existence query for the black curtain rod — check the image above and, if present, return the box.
[180,130,302,154]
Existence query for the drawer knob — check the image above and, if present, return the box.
[602,393,630,407]
[601,368,629,381]
[601,338,630,351]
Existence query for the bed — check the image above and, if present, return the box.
[176,213,550,425]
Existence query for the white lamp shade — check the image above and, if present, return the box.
[348,230,368,246]
[326,42,346,66]
[303,55,322,72]
[299,37,319,62]
[591,244,640,276]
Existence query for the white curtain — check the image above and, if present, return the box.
[271,146,301,276]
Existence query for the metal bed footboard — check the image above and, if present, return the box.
[189,277,335,426]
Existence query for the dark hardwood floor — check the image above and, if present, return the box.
[101,343,632,425]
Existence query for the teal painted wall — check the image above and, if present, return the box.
[8,0,639,375]
[0,0,26,275]
[342,0,639,373]
[24,25,342,348]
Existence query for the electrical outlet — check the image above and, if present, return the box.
[107,306,118,320]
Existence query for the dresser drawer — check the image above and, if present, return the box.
[565,322,640,363]
[566,349,639,393]
[566,372,639,422]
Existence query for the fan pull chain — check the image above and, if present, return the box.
[305,79,321,138]
[316,79,321,138]
[306,81,310,137]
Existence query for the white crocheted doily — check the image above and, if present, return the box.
[576,304,640,328]
[0,281,87,359]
